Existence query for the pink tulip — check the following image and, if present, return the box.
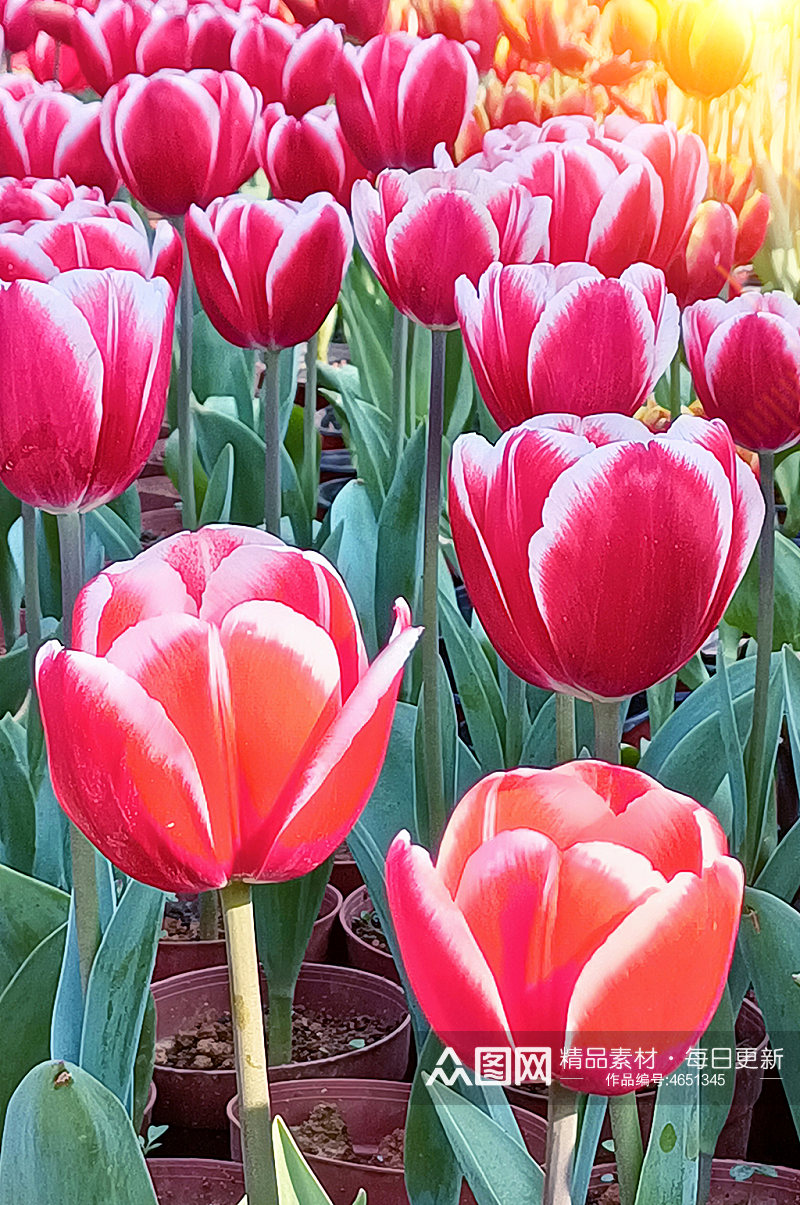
[0,268,174,512]
[36,525,421,891]
[351,158,550,329]
[260,104,369,208]
[0,175,104,224]
[335,32,478,172]
[70,0,152,95]
[449,413,763,699]
[230,17,342,116]
[283,0,388,43]
[665,200,739,309]
[455,261,679,429]
[186,192,353,349]
[386,761,743,1094]
[135,0,239,74]
[100,69,259,215]
[0,84,119,199]
[683,292,800,452]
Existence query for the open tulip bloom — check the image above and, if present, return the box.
[387,761,743,1093]
[36,526,421,892]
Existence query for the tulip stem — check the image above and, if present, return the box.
[420,326,447,848]
[556,692,577,764]
[267,990,293,1068]
[592,698,621,766]
[392,309,409,458]
[58,510,100,997]
[744,450,776,873]
[669,351,681,422]
[504,669,526,768]
[175,218,197,530]
[303,334,319,530]
[262,348,282,537]
[21,503,42,684]
[543,1081,578,1205]
[608,1094,643,1205]
[220,880,278,1205]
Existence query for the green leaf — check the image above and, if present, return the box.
[321,363,394,517]
[0,482,22,648]
[0,1061,158,1205]
[85,502,141,563]
[776,447,800,537]
[374,422,426,645]
[439,592,505,773]
[758,648,800,899]
[253,859,332,999]
[443,329,476,445]
[405,1033,462,1205]
[192,401,264,525]
[414,654,458,847]
[698,987,735,1157]
[339,248,393,416]
[198,442,235,525]
[326,481,379,658]
[726,532,800,648]
[0,713,35,869]
[132,991,155,1136]
[572,1096,607,1205]
[426,1080,543,1205]
[0,863,67,994]
[192,308,256,424]
[273,1114,338,1205]
[633,1059,699,1205]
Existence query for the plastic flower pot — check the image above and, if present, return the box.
[329,844,363,898]
[227,1079,547,1205]
[147,1158,244,1204]
[340,886,399,984]
[151,964,411,1132]
[153,885,343,982]
[588,1160,800,1203]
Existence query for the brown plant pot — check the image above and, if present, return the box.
[151,964,411,1133]
[142,1080,157,1134]
[507,999,767,1161]
[329,846,363,899]
[152,885,343,982]
[588,1160,800,1203]
[340,886,399,984]
[147,1158,244,1204]
[228,1079,546,1205]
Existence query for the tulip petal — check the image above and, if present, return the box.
[587,162,658,275]
[265,196,353,348]
[74,554,195,654]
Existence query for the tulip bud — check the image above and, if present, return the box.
[71,0,151,96]
[260,104,370,208]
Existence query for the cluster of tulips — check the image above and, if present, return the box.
[0,1,798,1205]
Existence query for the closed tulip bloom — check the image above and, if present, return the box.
[135,1,239,74]
[36,525,421,891]
[386,761,744,1093]
[100,69,260,215]
[71,0,152,95]
[0,268,174,512]
[186,192,353,349]
[260,104,369,208]
[230,17,341,115]
[683,293,800,452]
[335,33,478,173]
[456,261,678,429]
[660,0,753,99]
[23,31,90,91]
[0,86,120,199]
[283,0,388,44]
[665,200,738,309]
[0,176,104,224]
[351,160,551,328]
[449,413,762,699]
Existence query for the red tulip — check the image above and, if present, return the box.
[100,69,259,215]
[186,191,352,349]
[683,292,800,453]
[386,760,743,1094]
[259,103,369,207]
[351,159,550,329]
[283,0,388,43]
[20,31,89,89]
[36,525,421,891]
[135,0,239,74]
[230,17,342,116]
[455,261,678,429]
[335,32,478,173]
[0,175,104,223]
[0,267,174,511]
[0,84,119,199]
[415,0,500,73]
[70,0,152,95]
[0,204,181,290]
[449,413,762,699]
[665,199,738,309]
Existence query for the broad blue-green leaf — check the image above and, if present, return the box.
[405,1033,462,1205]
[192,308,256,424]
[633,1060,699,1205]
[198,442,234,525]
[439,592,505,773]
[0,1061,158,1205]
[374,422,426,645]
[572,1096,607,1205]
[759,648,800,899]
[520,694,596,768]
[0,482,21,647]
[0,712,36,870]
[192,400,264,525]
[254,860,332,999]
[409,323,432,428]
[0,864,67,994]
[85,502,140,562]
[325,481,378,658]
[443,329,476,445]
[698,987,735,1157]
[321,362,394,516]
[339,248,393,415]
[274,1113,355,1204]
[414,655,458,847]
[726,531,800,648]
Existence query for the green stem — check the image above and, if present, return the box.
[303,334,319,525]
[744,451,776,873]
[392,309,409,458]
[267,990,293,1067]
[421,327,447,849]
[593,699,621,766]
[504,670,526,769]
[198,890,218,942]
[58,510,99,997]
[175,218,197,530]
[220,880,278,1205]
[669,352,681,422]
[262,349,281,536]
[555,692,577,763]
[543,1081,579,1205]
[21,503,42,687]
[608,1094,643,1205]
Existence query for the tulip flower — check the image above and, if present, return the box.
[186,191,353,350]
[230,16,342,116]
[0,267,174,512]
[386,760,744,1094]
[601,0,658,63]
[283,0,388,44]
[455,261,679,429]
[36,525,421,891]
[70,0,152,95]
[0,85,119,199]
[335,32,479,172]
[351,159,551,329]
[0,206,181,291]
[135,0,239,74]
[660,0,753,99]
[665,199,739,309]
[683,293,800,453]
[449,412,763,700]
[100,69,259,215]
[415,0,500,73]
[259,104,369,208]
[0,175,103,224]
